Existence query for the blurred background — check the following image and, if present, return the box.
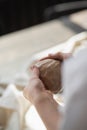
[0,0,87,35]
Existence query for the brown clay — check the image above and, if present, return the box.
[35,59,61,94]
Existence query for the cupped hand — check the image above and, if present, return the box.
[23,67,53,104]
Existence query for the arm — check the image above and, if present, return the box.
[34,91,62,130]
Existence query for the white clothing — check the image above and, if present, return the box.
[61,49,87,130]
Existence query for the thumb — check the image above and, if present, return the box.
[32,66,40,78]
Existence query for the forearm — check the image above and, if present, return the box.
[34,92,62,130]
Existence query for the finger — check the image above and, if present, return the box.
[48,52,63,61]
[32,66,40,78]
[39,55,51,61]
[39,52,71,61]
[39,53,61,61]
[50,52,72,60]
[30,65,34,70]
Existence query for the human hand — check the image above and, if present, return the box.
[23,67,53,104]
[23,67,61,130]
[40,52,71,61]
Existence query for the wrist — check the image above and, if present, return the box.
[33,91,61,130]
[33,91,53,105]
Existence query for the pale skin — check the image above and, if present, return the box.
[23,52,71,130]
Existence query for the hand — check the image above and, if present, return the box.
[23,67,61,130]
[40,52,71,61]
[23,67,53,104]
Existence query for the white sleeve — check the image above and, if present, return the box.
[60,49,87,130]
